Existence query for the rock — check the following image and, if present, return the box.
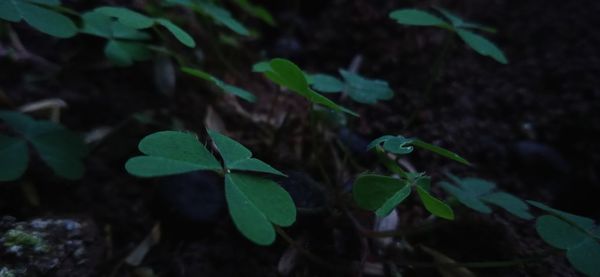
[277,171,328,215]
[513,140,571,177]
[156,171,225,224]
[337,127,372,159]
[0,217,101,276]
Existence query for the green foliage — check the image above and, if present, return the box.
[233,0,275,26]
[181,67,256,102]
[389,9,450,28]
[81,7,195,66]
[353,173,454,219]
[225,173,295,245]
[529,202,600,277]
[368,135,470,165]
[415,184,454,220]
[261,58,358,117]
[305,70,395,104]
[167,0,249,36]
[440,175,533,219]
[389,7,507,64]
[0,135,28,181]
[207,130,285,176]
[307,74,344,93]
[353,174,410,217]
[0,110,87,181]
[339,70,394,104]
[0,0,77,38]
[125,130,295,245]
[125,131,222,177]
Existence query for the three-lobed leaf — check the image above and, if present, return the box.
[225,173,296,245]
[0,0,77,38]
[440,175,533,219]
[532,206,600,277]
[389,7,507,64]
[207,129,285,176]
[0,110,87,180]
[125,131,222,177]
[308,74,344,93]
[339,70,394,104]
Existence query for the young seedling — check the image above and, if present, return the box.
[352,135,471,220]
[255,58,358,117]
[0,0,77,38]
[353,173,454,220]
[125,130,296,245]
[528,201,600,277]
[389,7,507,64]
[181,67,257,102]
[0,110,87,181]
[439,174,533,219]
[81,7,195,66]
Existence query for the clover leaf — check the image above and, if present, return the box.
[440,175,533,219]
[261,58,358,117]
[125,131,222,177]
[181,67,256,102]
[0,0,77,38]
[338,70,395,104]
[307,74,344,93]
[207,130,285,176]
[225,173,296,245]
[367,135,470,165]
[0,110,87,180]
[389,7,507,64]
[353,173,453,219]
[529,202,600,277]
[126,130,296,245]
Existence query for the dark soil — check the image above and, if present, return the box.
[1,0,599,276]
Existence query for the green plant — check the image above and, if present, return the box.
[81,6,195,66]
[165,0,250,36]
[181,67,256,102]
[529,201,600,277]
[355,133,600,276]
[352,135,470,219]
[440,174,533,219]
[125,130,295,245]
[0,110,87,181]
[389,7,507,64]
[0,0,77,38]
[255,58,358,116]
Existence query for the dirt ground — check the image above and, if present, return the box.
[1,0,599,276]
